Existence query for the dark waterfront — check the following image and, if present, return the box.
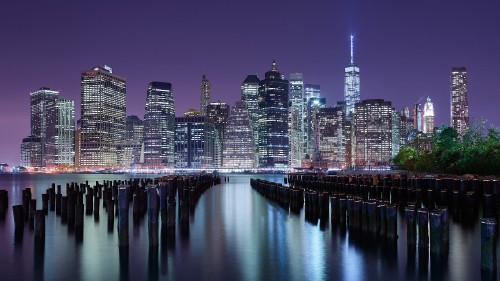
[0,173,497,281]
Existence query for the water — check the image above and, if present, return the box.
[0,173,497,281]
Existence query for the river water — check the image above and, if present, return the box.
[0,173,496,281]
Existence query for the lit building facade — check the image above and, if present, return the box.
[206,102,230,168]
[200,75,211,116]
[241,75,260,158]
[258,60,289,168]
[20,136,42,168]
[223,101,255,168]
[354,99,393,167]
[344,35,360,117]
[54,98,75,166]
[305,97,325,162]
[423,97,435,135]
[317,105,349,168]
[30,87,59,167]
[289,73,304,168]
[80,66,126,168]
[143,82,175,167]
[174,116,216,168]
[451,67,469,135]
[122,115,144,166]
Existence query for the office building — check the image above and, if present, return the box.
[289,73,304,168]
[200,75,211,116]
[451,67,469,135]
[223,101,255,168]
[241,75,260,158]
[344,35,360,117]
[258,60,289,168]
[206,102,230,168]
[143,82,175,167]
[80,66,126,168]
[174,116,216,168]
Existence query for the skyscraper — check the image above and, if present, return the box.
[121,115,144,167]
[28,87,74,168]
[241,75,260,159]
[423,97,435,134]
[223,101,255,168]
[258,60,289,168]
[451,67,469,135]
[80,66,126,168]
[54,98,75,166]
[289,73,304,168]
[20,136,42,168]
[174,116,215,168]
[30,87,59,167]
[317,105,349,169]
[200,75,211,116]
[305,97,326,162]
[143,82,175,167]
[354,99,393,167]
[344,35,360,117]
[206,102,230,168]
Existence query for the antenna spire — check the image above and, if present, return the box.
[350,34,354,64]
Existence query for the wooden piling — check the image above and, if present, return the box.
[417,208,429,248]
[148,187,159,246]
[481,218,497,271]
[34,210,45,239]
[118,187,129,247]
[429,209,443,254]
[405,206,416,245]
[386,205,397,240]
[12,205,24,229]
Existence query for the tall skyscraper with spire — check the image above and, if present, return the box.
[200,75,211,116]
[451,67,469,135]
[344,35,360,117]
[258,60,289,168]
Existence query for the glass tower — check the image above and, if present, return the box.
[80,66,126,168]
[200,75,211,116]
[223,101,255,168]
[451,67,469,135]
[206,102,230,168]
[258,60,289,168]
[143,82,175,167]
[344,35,360,117]
[174,116,215,168]
[241,75,260,158]
[289,73,304,168]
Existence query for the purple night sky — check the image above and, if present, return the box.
[0,0,499,165]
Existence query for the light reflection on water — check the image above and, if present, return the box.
[0,173,497,281]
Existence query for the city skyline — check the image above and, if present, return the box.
[1,1,500,164]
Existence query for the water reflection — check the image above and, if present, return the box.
[0,174,497,281]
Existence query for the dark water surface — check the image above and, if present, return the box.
[0,173,497,281]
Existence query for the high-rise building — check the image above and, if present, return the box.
[223,101,255,168]
[54,98,75,166]
[344,35,360,117]
[317,105,349,169]
[200,75,211,116]
[391,110,402,159]
[354,99,393,167]
[423,97,435,135]
[258,60,289,168]
[451,67,469,135]
[121,115,144,167]
[28,87,74,168]
[174,116,216,168]
[206,102,230,168]
[126,115,144,143]
[30,87,59,167]
[241,75,260,161]
[305,97,326,162]
[143,82,175,167]
[289,73,304,168]
[20,136,42,168]
[80,66,126,168]
[184,109,200,117]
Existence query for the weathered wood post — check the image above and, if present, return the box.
[107,199,114,233]
[12,205,24,229]
[386,204,398,240]
[34,210,45,240]
[41,193,48,215]
[148,186,159,246]
[429,209,443,254]
[405,206,416,245]
[118,186,129,246]
[417,208,429,248]
[481,218,497,271]
[61,196,68,221]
